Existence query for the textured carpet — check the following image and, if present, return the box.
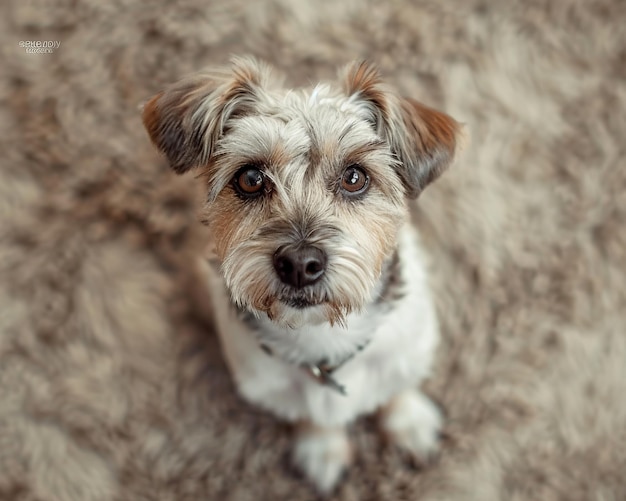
[2,0,626,499]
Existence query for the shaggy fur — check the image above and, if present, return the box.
[2,0,626,500]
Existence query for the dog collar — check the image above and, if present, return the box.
[233,303,372,396]
[259,340,370,396]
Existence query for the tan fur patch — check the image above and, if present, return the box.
[343,61,389,116]
[400,97,460,163]
[141,92,164,145]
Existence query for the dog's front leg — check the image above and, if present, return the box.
[292,420,353,495]
[379,388,442,464]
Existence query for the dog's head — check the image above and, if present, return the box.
[142,57,463,328]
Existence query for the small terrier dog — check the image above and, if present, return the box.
[142,57,464,493]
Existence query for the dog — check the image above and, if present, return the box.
[141,57,464,494]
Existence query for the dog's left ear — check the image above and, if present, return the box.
[343,61,466,198]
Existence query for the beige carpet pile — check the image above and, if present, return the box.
[1,0,625,499]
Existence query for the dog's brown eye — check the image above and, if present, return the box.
[341,165,369,195]
[235,166,265,196]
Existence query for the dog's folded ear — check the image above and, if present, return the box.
[142,57,270,174]
[343,61,466,198]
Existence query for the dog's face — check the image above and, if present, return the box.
[142,58,462,328]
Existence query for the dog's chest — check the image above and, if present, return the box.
[223,286,437,426]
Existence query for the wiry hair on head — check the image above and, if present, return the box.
[141,58,466,329]
[143,58,465,199]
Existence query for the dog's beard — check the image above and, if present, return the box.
[221,240,380,329]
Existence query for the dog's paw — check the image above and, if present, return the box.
[292,424,352,495]
[379,389,442,464]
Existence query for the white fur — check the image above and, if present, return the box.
[380,389,442,461]
[205,224,437,425]
[202,223,441,491]
[292,425,352,495]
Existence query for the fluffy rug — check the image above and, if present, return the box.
[2,0,625,499]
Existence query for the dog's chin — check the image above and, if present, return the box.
[231,278,371,329]
[272,302,330,329]
[245,295,353,329]
[282,297,322,309]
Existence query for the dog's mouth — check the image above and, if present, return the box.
[282,297,320,309]
[266,290,349,326]
[278,291,327,309]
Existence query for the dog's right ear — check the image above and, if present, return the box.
[142,57,270,174]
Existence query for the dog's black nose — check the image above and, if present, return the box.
[273,245,327,289]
